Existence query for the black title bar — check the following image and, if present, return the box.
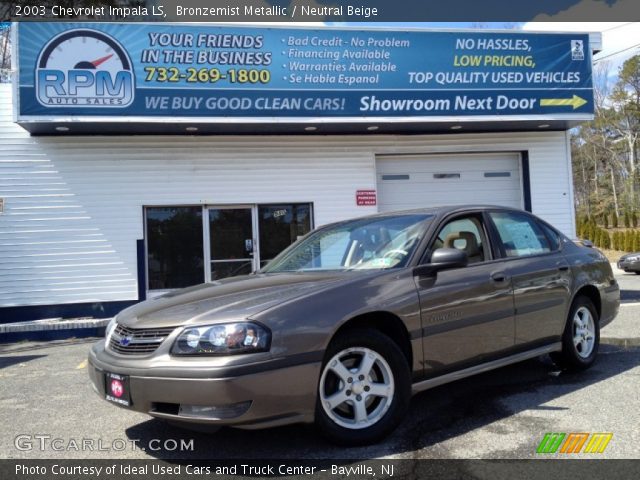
[3,0,640,22]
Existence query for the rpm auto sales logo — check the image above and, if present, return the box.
[35,29,134,108]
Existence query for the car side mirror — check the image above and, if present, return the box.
[575,239,594,248]
[413,248,468,276]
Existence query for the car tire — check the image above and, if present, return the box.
[635,271,640,275]
[551,296,600,371]
[315,328,411,446]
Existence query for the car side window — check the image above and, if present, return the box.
[432,216,488,264]
[489,211,552,257]
[539,222,561,251]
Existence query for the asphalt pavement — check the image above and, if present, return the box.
[0,269,638,460]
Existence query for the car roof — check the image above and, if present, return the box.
[318,205,532,231]
[363,204,525,218]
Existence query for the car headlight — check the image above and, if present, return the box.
[105,317,117,342]
[171,322,271,355]
[628,256,640,262]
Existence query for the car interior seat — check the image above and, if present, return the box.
[443,231,484,263]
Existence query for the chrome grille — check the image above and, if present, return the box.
[108,324,176,355]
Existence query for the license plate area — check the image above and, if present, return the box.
[105,372,131,406]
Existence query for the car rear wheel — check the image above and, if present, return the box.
[315,329,410,445]
[551,296,600,371]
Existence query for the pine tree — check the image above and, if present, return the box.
[624,211,631,228]
[632,212,638,228]
[612,213,619,228]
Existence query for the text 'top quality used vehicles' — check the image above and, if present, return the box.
[89,205,619,445]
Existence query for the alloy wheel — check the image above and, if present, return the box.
[319,347,394,429]
[572,306,596,358]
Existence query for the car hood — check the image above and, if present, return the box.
[116,272,349,328]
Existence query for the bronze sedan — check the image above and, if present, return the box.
[88,206,619,445]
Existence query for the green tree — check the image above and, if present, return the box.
[610,56,640,207]
[573,56,640,226]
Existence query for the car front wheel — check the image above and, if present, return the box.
[315,329,410,446]
[551,296,600,371]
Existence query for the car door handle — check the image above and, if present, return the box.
[490,272,508,282]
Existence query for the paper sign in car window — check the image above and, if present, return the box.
[503,222,544,254]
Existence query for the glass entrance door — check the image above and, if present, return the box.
[207,207,256,281]
[145,203,313,292]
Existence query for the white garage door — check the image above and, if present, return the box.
[376,153,523,212]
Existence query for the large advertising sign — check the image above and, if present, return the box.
[16,23,594,121]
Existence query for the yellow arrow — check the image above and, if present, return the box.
[540,95,588,110]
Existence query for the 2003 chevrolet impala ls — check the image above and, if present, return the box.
[89,206,619,445]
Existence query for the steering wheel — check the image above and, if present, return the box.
[382,249,408,259]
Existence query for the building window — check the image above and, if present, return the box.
[258,204,313,267]
[433,173,461,179]
[381,174,410,181]
[145,207,204,290]
[145,203,313,290]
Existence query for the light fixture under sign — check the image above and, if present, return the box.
[304,126,317,131]
[450,125,463,130]
[55,126,69,132]
[367,126,379,131]
[185,127,199,132]
[538,124,550,128]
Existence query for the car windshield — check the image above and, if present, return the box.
[262,213,433,273]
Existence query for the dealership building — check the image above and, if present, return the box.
[0,23,599,321]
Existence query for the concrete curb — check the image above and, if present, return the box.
[600,337,640,347]
[0,318,111,344]
[2,324,638,348]
[0,317,111,333]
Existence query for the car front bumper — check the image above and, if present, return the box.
[88,341,320,429]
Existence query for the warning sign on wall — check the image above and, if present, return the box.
[356,190,377,206]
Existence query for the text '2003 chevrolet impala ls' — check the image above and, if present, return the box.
[89,205,619,445]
